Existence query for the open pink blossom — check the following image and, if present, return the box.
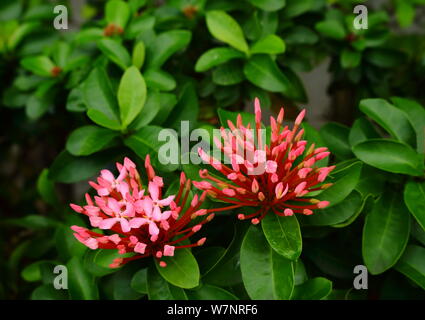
[70,156,213,268]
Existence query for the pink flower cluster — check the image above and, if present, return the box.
[70,156,213,268]
[193,98,335,224]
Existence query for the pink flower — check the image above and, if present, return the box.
[70,156,213,268]
[193,98,334,224]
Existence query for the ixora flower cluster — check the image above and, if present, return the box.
[70,156,213,268]
[70,99,334,268]
[193,98,335,224]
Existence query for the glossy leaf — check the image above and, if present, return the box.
[243,55,292,97]
[49,150,116,183]
[124,125,179,172]
[348,117,380,146]
[147,265,188,300]
[261,213,302,260]
[147,30,191,68]
[21,55,55,77]
[132,41,145,69]
[391,97,425,154]
[206,10,249,54]
[154,248,200,289]
[395,245,425,290]
[320,122,353,160]
[105,0,130,28]
[195,47,244,72]
[241,226,294,300]
[352,139,424,176]
[83,67,121,130]
[98,39,131,70]
[67,257,99,300]
[186,284,238,300]
[247,0,285,11]
[317,161,363,207]
[359,98,415,146]
[144,69,176,91]
[293,277,333,300]
[66,125,117,156]
[404,181,425,230]
[118,66,147,128]
[131,268,148,294]
[363,191,410,274]
[251,34,286,55]
[301,191,363,226]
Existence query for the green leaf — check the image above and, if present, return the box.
[391,97,425,154]
[31,285,68,300]
[5,215,57,230]
[105,0,130,28]
[25,79,56,120]
[147,265,188,300]
[352,139,424,176]
[111,264,144,299]
[8,21,39,50]
[240,226,295,299]
[301,191,364,226]
[247,0,286,11]
[128,91,162,130]
[348,117,380,146]
[320,122,353,160]
[283,26,318,45]
[131,268,148,294]
[147,30,191,68]
[83,67,121,130]
[395,1,415,28]
[66,125,118,156]
[293,277,332,300]
[132,41,145,69]
[195,47,245,72]
[365,49,405,68]
[317,161,363,207]
[125,15,155,39]
[124,126,179,172]
[404,181,425,230]
[84,249,128,277]
[144,69,176,91]
[37,169,58,206]
[363,191,411,274]
[49,150,116,183]
[251,34,286,55]
[21,55,55,77]
[315,20,346,40]
[395,245,425,290]
[154,248,200,289]
[186,284,238,300]
[243,55,292,97]
[164,82,199,133]
[212,62,244,86]
[67,257,99,300]
[359,98,415,145]
[341,48,361,69]
[206,10,249,54]
[98,39,131,70]
[66,86,86,112]
[261,213,302,261]
[118,66,147,128]
[55,224,87,261]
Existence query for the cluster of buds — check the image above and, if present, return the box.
[70,156,213,268]
[193,98,335,224]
